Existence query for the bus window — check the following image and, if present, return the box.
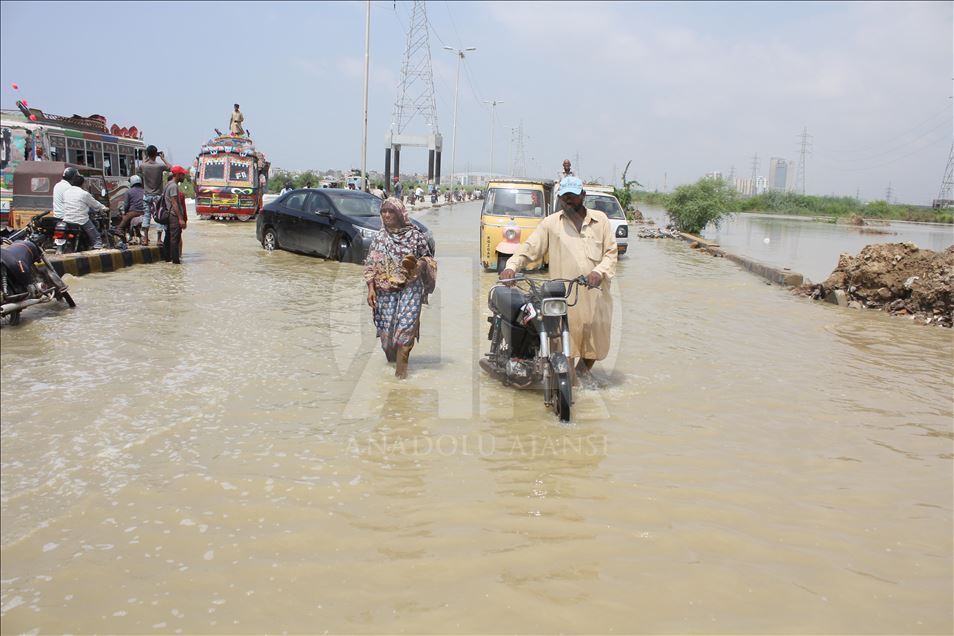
[85,141,102,169]
[49,135,66,162]
[118,154,131,177]
[202,159,226,181]
[228,159,251,184]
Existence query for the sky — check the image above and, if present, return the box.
[1,1,952,203]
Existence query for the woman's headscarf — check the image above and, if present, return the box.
[381,196,411,232]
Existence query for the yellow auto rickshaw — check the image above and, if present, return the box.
[479,179,554,271]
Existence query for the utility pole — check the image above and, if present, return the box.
[484,99,503,177]
[749,153,760,195]
[936,143,954,206]
[663,172,667,192]
[885,182,893,204]
[796,127,813,195]
[361,0,370,191]
[444,46,476,188]
[513,121,527,177]
[574,151,581,181]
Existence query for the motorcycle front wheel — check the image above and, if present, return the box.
[546,362,572,422]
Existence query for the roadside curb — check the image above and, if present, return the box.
[44,245,167,277]
[677,231,805,287]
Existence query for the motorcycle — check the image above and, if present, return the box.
[480,274,593,422]
[1,212,76,326]
[52,206,127,254]
[430,192,439,204]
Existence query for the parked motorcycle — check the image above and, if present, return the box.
[1,212,76,326]
[479,274,593,422]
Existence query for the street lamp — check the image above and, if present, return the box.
[444,45,476,192]
[483,99,503,178]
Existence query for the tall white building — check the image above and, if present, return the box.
[734,176,769,196]
[768,158,796,193]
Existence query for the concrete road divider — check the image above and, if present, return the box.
[44,245,166,277]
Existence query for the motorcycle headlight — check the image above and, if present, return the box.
[541,298,567,317]
[616,225,628,238]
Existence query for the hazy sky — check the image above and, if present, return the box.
[1,1,951,203]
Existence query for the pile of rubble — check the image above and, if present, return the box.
[800,242,953,327]
[636,227,681,239]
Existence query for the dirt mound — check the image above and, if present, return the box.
[800,242,953,327]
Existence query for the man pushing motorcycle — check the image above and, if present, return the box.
[499,176,618,382]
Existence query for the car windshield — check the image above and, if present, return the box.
[585,194,625,219]
[325,192,381,217]
[482,187,544,218]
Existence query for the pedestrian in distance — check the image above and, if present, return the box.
[162,166,189,264]
[499,176,618,385]
[363,197,437,379]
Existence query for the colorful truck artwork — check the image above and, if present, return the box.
[193,134,270,221]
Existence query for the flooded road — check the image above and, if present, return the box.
[640,204,954,282]
[2,201,952,633]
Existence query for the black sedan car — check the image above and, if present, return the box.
[256,189,435,262]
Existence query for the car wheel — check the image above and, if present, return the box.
[8,309,21,326]
[337,237,353,263]
[262,227,278,251]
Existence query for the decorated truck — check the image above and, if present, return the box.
[193,134,269,221]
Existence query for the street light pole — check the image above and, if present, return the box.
[484,99,503,178]
[444,46,476,191]
[361,0,370,192]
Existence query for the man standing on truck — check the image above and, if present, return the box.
[140,145,170,247]
[230,104,245,136]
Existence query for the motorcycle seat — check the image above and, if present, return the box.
[491,286,530,325]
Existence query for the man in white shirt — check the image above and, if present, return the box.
[61,173,107,249]
[52,167,78,218]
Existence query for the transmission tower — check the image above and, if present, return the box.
[727,165,735,186]
[749,153,760,195]
[512,122,527,177]
[796,127,813,195]
[384,0,442,188]
[885,181,893,204]
[935,143,954,206]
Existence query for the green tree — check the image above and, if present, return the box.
[611,160,643,214]
[665,177,738,234]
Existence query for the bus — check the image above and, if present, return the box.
[1,101,145,228]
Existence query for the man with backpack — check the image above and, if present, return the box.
[162,166,188,264]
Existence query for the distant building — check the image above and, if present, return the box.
[769,158,796,193]
[705,171,723,181]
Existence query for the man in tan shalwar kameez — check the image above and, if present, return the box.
[500,176,618,379]
[229,103,245,136]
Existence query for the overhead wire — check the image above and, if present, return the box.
[815,117,952,164]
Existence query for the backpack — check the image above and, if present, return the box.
[153,194,170,225]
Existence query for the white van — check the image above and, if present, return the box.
[583,187,629,255]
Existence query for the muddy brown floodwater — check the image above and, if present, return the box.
[1,201,952,633]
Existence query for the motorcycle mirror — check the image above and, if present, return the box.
[101,188,107,197]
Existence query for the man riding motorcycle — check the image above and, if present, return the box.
[60,173,107,249]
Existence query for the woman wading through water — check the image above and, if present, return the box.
[364,197,437,378]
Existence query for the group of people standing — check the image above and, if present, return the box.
[54,144,189,264]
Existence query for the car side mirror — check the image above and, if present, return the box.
[316,208,332,216]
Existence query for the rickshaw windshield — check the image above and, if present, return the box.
[584,194,625,219]
[482,188,544,218]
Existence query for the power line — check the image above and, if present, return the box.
[815,117,950,164]
[813,135,948,172]
[822,105,950,154]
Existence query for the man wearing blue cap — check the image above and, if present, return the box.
[500,176,618,380]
